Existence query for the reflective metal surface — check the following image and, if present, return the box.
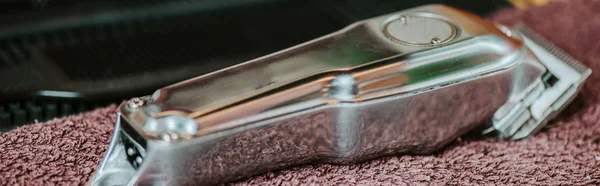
[89,4,591,186]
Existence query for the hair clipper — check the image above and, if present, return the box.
[89,4,591,186]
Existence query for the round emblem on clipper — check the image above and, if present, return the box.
[383,14,457,46]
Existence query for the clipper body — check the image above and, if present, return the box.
[90,5,590,185]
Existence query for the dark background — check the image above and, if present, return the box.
[0,0,511,130]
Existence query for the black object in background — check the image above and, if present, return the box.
[0,0,511,131]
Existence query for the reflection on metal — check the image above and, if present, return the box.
[89,4,590,186]
[36,90,82,98]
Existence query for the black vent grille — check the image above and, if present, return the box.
[0,0,508,79]
[0,41,34,67]
[35,1,345,80]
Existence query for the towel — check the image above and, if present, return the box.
[2,0,600,185]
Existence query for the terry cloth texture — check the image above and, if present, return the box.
[2,0,600,185]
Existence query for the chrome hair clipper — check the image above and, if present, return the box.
[89,4,591,186]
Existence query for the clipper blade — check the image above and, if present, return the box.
[514,23,591,76]
[501,23,591,139]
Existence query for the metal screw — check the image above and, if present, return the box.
[431,37,441,45]
[127,97,145,109]
[135,156,143,164]
[399,16,408,24]
[161,132,180,142]
[126,148,137,156]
